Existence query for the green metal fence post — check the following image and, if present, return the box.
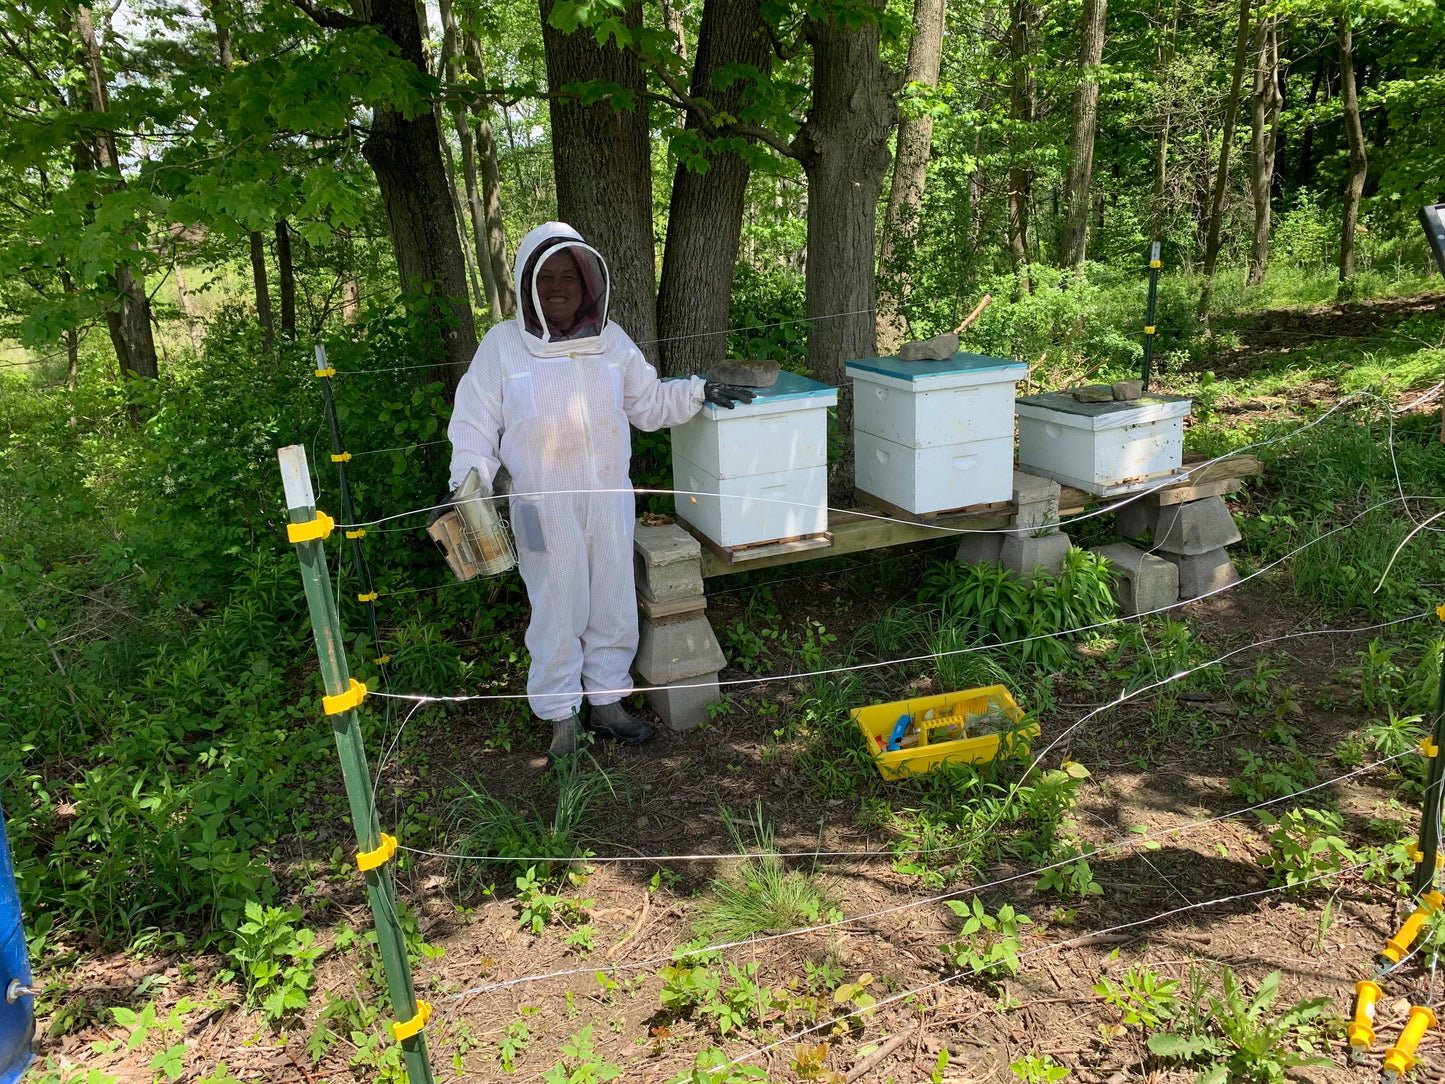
[278,444,436,1084]
[312,344,389,673]
[1141,241,1162,391]
[1409,606,1445,898]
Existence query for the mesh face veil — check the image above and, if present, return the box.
[514,225,611,357]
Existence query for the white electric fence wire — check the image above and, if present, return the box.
[366,495,1431,711]
[723,859,1374,1071]
[335,388,1353,535]
[327,308,878,376]
[435,748,1412,1004]
[401,613,1422,876]
[1376,508,1445,594]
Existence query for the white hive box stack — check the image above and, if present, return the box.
[1014,391,1193,496]
[671,371,837,549]
[846,353,1028,514]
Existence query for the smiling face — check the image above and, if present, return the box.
[535,249,585,334]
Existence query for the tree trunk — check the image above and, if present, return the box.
[276,219,296,338]
[1246,17,1280,287]
[1296,56,1323,188]
[438,0,502,320]
[1006,0,1038,294]
[461,34,514,315]
[875,0,947,350]
[1151,0,1178,242]
[1338,19,1367,286]
[794,1,900,467]
[540,0,658,359]
[1060,0,1108,270]
[76,4,159,381]
[356,0,477,399]
[249,231,274,348]
[656,0,772,376]
[660,0,688,57]
[1197,0,1252,314]
[174,262,204,352]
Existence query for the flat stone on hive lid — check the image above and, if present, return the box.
[1073,384,1114,403]
[1112,380,1144,401]
[707,359,780,388]
[897,331,960,362]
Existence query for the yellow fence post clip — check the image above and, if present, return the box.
[1422,737,1440,758]
[323,678,367,716]
[315,365,336,378]
[390,1000,432,1042]
[1382,890,1445,965]
[374,655,392,666]
[331,451,352,464]
[1143,325,1157,335]
[357,832,398,872]
[345,528,366,540]
[287,511,335,544]
[1348,979,1383,1060]
[1384,1005,1437,1080]
[357,590,378,603]
[1149,259,1162,269]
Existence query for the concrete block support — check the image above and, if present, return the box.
[955,532,1004,566]
[643,672,721,732]
[634,522,705,603]
[1001,531,1071,582]
[1163,548,1240,600]
[1153,496,1242,556]
[1089,542,1180,616]
[1012,471,1061,533]
[1116,499,1157,540]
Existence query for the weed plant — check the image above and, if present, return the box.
[917,549,1117,670]
[446,755,619,891]
[691,803,840,942]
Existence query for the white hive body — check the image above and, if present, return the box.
[846,353,1028,514]
[1014,391,1192,496]
[670,371,837,548]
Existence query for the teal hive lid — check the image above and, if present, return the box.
[846,352,1026,382]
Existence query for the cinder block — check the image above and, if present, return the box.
[634,611,727,685]
[1163,548,1240,600]
[1012,471,1061,533]
[1153,496,1242,556]
[1000,531,1071,582]
[955,532,1004,566]
[643,672,720,732]
[1090,542,1179,616]
[1115,499,1157,540]
[634,521,704,603]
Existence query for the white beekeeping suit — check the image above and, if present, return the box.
[448,222,707,750]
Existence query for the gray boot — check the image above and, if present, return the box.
[547,711,582,765]
[589,701,655,745]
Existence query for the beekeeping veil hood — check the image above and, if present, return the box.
[514,222,611,357]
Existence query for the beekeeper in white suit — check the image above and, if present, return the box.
[447,222,755,763]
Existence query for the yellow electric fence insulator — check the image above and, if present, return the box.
[1405,840,1445,866]
[1144,326,1157,335]
[390,1000,432,1042]
[1422,737,1439,758]
[1436,601,1445,622]
[1383,1005,1437,1080]
[357,591,378,603]
[322,678,367,716]
[331,452,352,463]
[356,832,397,872]
[1150,259,1162,268]
[287,511,335,544]
[1348,980,1383,1059]
[345,528,366,540]
[374,655,391,666]
[314,366,336,378]
[1382,891,1444,964]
